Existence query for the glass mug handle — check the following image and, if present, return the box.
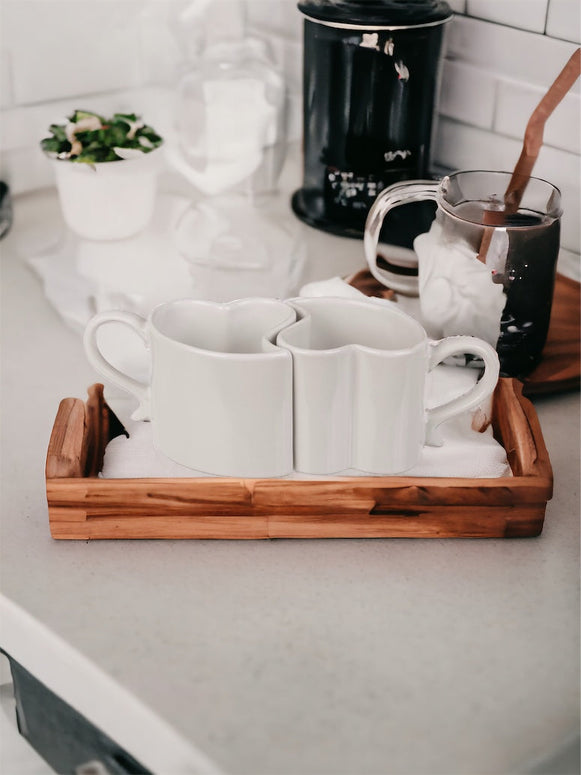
[364,180,439,295]
[83,311,152,421]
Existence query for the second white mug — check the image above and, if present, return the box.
[278,297,500,475]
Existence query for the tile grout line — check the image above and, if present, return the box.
[543,0,551,35]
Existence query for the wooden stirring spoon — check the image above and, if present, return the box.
[478,47,580,261]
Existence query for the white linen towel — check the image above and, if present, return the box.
[100,364,511,479]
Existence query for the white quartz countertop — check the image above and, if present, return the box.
[1,176,579,774]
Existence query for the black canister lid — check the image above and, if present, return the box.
[297,0,453,26]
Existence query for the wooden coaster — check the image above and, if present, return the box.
[523,273,580,396]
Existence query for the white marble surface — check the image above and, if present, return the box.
[1,180,580,774]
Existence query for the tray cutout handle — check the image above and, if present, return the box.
[492,379,553,486]
[46,397,88,479]
[46,384,127,479]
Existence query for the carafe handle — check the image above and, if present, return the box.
[364,179,439,294]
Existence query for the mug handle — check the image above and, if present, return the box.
[364,180,439,293]
[425,336,500,446]
[83,311,151,421]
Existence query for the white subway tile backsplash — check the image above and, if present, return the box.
[495,80,580,155]
[435,116,581,185]
[0,51,13,109]
[446,16,580,93]
[2,103,76,153]
[439,59,496,128]
[0,145,55,195]
[546,0,581,44]
[466,0,548,34]
[434,117,518,170]
[2,0,143,105]
[533,144,581,252]
[138,2,183,86]
[535,143,581,190]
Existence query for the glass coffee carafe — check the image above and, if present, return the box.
[364,170,563,377]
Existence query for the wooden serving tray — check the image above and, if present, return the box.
[45,381,553,540]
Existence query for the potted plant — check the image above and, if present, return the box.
[41,110,164,240]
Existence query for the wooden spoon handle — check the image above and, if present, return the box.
[478,48,580,262]
[504,47,580,213]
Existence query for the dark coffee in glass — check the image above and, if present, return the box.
[364,170,563,378]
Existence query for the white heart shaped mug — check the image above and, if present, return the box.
[83,297,296,477]
[277,297,500,475]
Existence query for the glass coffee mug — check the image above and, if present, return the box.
[364,170,562,377]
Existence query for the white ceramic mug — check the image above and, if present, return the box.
[83,298,296,477]
[277,297,500,475]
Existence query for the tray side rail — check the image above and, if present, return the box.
[46,380,553,539]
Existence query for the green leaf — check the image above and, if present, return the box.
[75,129,100,145]
[71,109,104,123]
[48,123,68,143]
[42,110,162,160]
[73,153,97,164]
[112,125,129,145]
[113,112,138,124]
[40,137,61,153]
[137,126,163,150]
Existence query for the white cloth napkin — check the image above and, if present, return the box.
[26,193,195,384]
[299,276,373,301]
[100,364,511,479]
[26,191,305,383]
[26,193,194,330]
[299,275,421,319]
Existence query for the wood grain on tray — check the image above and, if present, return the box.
[45,382,553,540]
[522,273,580,395]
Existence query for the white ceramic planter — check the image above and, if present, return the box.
[51,147,163,241]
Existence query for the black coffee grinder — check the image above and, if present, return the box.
[292,0,452,249]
